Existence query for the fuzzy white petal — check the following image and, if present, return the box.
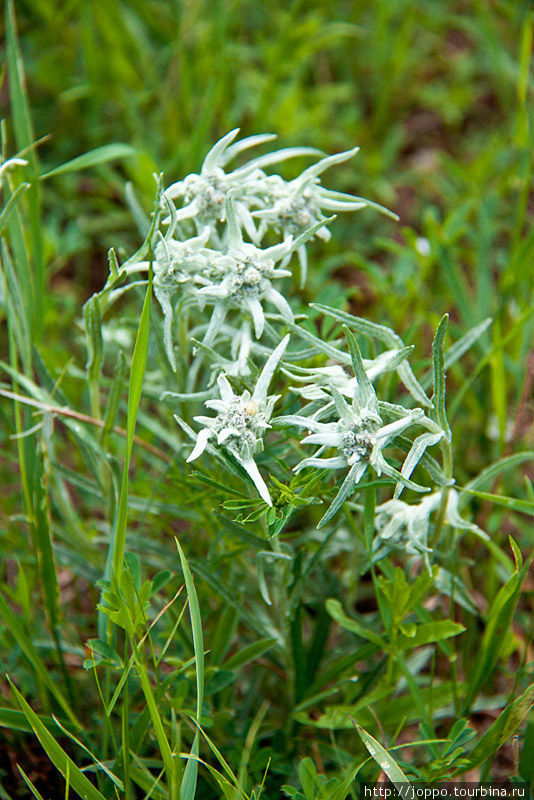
[237,456,272,506]
[187,428,212,462]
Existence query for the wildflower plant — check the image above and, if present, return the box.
[4,118,522,800]
[102,130,487,558]
[3,3,534,795]
[81,125,514,791]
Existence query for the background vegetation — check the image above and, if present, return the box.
[0,1,533,797]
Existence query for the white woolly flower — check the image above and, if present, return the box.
[253,147,393,284]
[149,227,213,369]
[277,329,430,526]
[162,129,319,245]
[191,197,325,348]
[182,335,289,505]
[374,490,487,571]
[193,240,294,347]
[137,193,321,368]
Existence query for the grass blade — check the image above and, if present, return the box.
[175,540,205,800]
[0,593,78,727]
[41,144,137,179]
[462,682,534,773]
[6,0,43,336]
[354,722,411,786]
[463,551,533,711]
[8,678,106,800]
[431,314,451,439]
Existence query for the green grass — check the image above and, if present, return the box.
[1,1,534,798]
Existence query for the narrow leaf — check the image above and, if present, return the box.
[431,314,451,438]
[354,723,411,787]
[41,144,137,179]
[176,540,205,800]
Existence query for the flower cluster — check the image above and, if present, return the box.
[162,129,321,246]
[101,130,484,569]
[147,130,379,371]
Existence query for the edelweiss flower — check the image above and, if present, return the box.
[139,193,321,367]
[194,241,293,347]
[280,316,431,409]
[182,335,289,505]
[374,490,487,571]
[253,147,394,284]
[277,329,430,526]
[151,227,212,369]
[191,198,324,348]
[162,129,319,245]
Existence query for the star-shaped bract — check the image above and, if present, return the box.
[277,328,429,526]
[162,129,319,246]
[183,335,289,505]
[191,197,329,348]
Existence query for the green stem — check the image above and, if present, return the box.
[122,637,131,800]
[270,532,295,711]
[430,437,453,549]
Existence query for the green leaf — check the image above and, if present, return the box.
[82,295,103,384]
[318,462,363,528]
[33,456,59,632]
[444,317,492,368]
[17,766,46,800]
[6,0,43,331]
[311,303,430,406]
[509,536,523,570]
[86,638,122,666]
[299,682,461,730]
[461,488,534,517]
[0,707,56,734]
[0,593,78,727]
[104,220,155,608]
[464,683,534,772]
[52,715,124,792]
[0,180,29,232]
[40,143,137,179]
[354,723,411,786]
[431,314,451,439]
[223,637,278,670]
[176,539,205,800]
[298,758,317,800]
[343,326,374,407]
[205,670,235,696]
[461,452,534,498]
[397,621,465,650]
[0,241,32,372]
[100,349,127,448]
[326,599,385,648]
[463,553,533,711]
[124,552,141,592]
